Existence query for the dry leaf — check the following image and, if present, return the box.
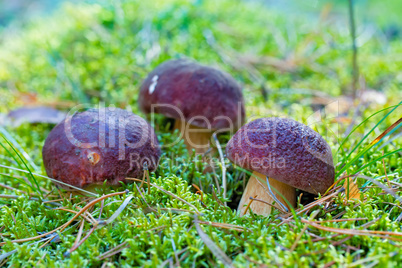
[8,106,66,126]
[343,177,361,201]
[370,116,402,146]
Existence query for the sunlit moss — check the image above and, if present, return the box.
[0,0,401,267]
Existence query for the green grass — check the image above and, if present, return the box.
[0,0,402,267]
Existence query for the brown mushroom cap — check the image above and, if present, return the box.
[226,117,334,194]
[42,108,161,189]
[138,59,245,130]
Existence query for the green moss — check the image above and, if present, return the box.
[0,0,402,267]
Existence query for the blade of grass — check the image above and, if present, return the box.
[212,133,227,206]
[0,164,97,196]
[353,149,402,179]
[0,172,32,189]
[336,114,402,178]
[0,134,42,196]
[0,127,40,171]
[336,103,400,156]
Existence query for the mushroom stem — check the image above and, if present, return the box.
[238,171,296,216]
[174,119,213,155]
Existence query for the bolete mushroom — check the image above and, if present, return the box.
[42,108,161,190]
[226,117,334,216]
[138,59,245,155]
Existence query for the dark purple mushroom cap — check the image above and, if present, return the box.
[226,118,334,194]
[138,59,245,130]
[42,108,161,189]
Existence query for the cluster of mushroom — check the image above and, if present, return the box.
[42,58,334,217]
[42,59,244,190]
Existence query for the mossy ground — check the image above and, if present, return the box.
[0,0,402,267]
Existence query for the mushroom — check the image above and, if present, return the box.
[42,108,161,190]
[138,59,245,155]
[226,117,334,216]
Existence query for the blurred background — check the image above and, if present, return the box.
[0,0,401,125]
[2,0,401,30]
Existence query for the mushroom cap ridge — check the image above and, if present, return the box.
[226,117,334,194]
[138,59,245,130]
[42,108,161,189]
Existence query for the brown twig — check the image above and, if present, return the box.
[65,225,97,257]
[243,195,257,216]
[72,220,85,248]
[301,218,402,241]
[279,189,344,225]
[290,210,320,251]
[210,185,224,206]
[192,184,204,203]
[197,220,247,232]
[134,183,157,214]
[0,190,127,246]
[250,196,288,214]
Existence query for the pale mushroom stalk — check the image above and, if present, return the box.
[173,119,213,154]
[237,171,295,216]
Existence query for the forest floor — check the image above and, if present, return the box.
[0,0,401,267]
